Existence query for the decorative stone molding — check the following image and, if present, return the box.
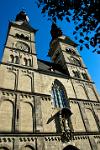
[45,136,61,141]
[83,102,91,106]
[72,135,88,140]
[19,137,35,142]
[7,66,18,72]
[94,136,100,139]
[93,103,100,106]
[41,97,51,101]
[1,91,16,99]
[70,100,78,104]
[0,137,14,143]
[20,94,33,99]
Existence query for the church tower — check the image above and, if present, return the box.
[0,12,100,150]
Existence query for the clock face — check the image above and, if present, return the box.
[15,41,29,52]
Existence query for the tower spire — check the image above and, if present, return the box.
[15,11,29,22]
[50,23,63,41]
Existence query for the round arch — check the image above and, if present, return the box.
[0,100,14,132]
[63,145,80,150]
[20,144,35,150]
[0,144,11,150]
[0,148,9,150]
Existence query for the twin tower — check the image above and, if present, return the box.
[0,11,100,150]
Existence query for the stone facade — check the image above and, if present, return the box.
[0,12,100,150]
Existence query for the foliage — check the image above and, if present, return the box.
[36,0,100,54]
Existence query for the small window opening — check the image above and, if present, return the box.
[10,55,14,63]
[73,70,81,78]
[82,73,89,80]
[15,56,19,64]
[28,59,32,66]
[24,58,28,66]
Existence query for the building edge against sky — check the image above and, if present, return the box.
[0,11,100,150]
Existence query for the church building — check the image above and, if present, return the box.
[0,11,100,150]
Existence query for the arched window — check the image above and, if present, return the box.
[15,56,19,64]
[28,59,32,66]
[15,33,20,38]
[20,34,24,39]
[51,80,68,108]
[24,58,28,66]
[10,55,14,63]
[21,145,34,150]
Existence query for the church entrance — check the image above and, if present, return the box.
[63,145,80,150]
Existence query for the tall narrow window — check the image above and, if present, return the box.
[24,58,27,66]
[28,59,32,66]
[15,56,19,64]
[10,55,14,63]
[52,80,68,108]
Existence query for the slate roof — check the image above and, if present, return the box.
[37,59,69,77]
[9,21,37,33]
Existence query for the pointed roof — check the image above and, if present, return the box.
[9,21,37,33]
[50,23,63,40]
[8,11,37,33]
[15,11,29,22]
[50,23,77,47]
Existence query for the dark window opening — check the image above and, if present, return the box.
[73,70,81,78]
[73,58,81,66]
[10,55,14,63]
[24,58,28,66]
[17,109,19,120]
[23,58,32,67]
[66,48,76,55]
[28,59,32,66]
[16,33,20,38]
[82,73,89,80]
[20,34,24,39]
[15,56,19,64]
[15,33,29,41]
[63,145,80,150]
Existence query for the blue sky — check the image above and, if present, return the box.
[0,0,100,94]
